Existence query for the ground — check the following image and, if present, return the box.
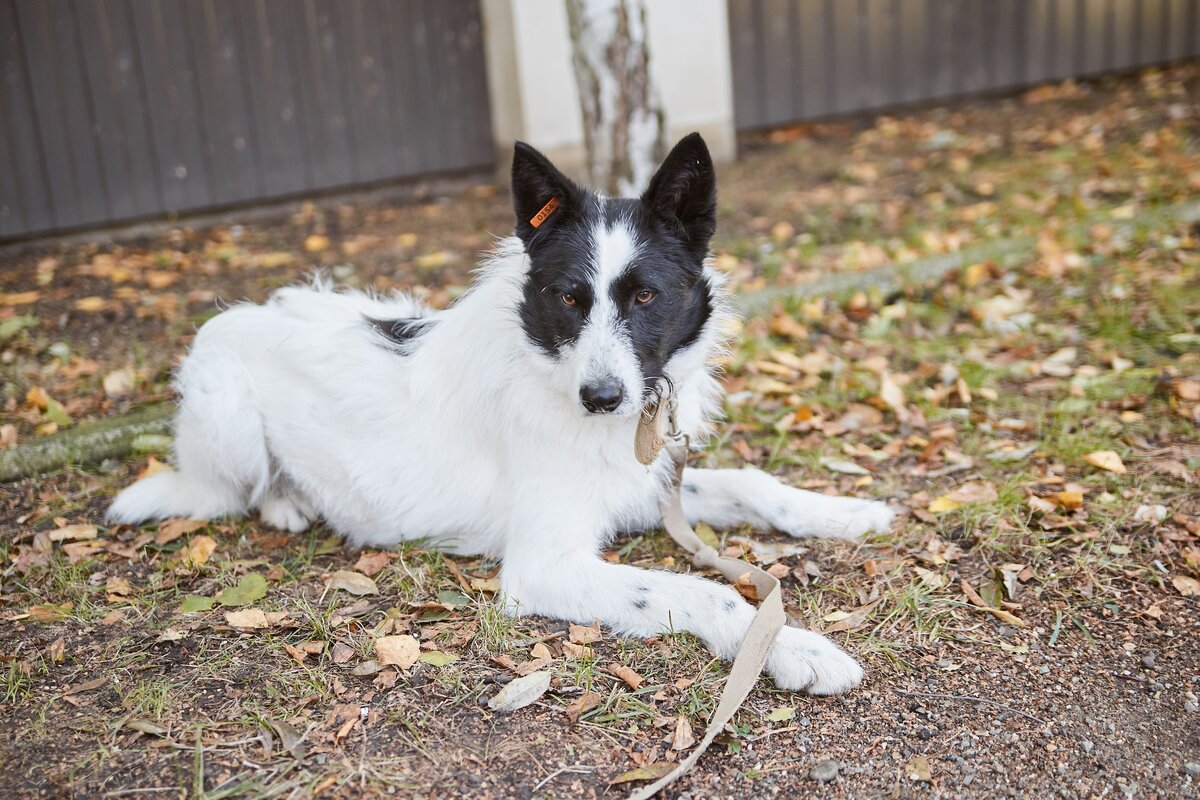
[2,65,1199,800]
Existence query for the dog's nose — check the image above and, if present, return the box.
[580,381,624,414]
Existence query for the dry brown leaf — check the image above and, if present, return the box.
[1172,575,1200,597]
[225,608,269,629]
[564,691,601,723]
[157,518,205,545]
[671,715,696,751]
[569,622,602,644]
[1084,450,1127,474]
[530,642,553,661]
[48,524,98,542]
[375,635,420,669]
[607,663,644,689]
[325,570,379,596]
[733,571,759,602]
[352,551,393,577]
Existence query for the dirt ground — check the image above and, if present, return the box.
[2,64,1199,799]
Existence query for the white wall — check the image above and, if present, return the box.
[481,0,736,184]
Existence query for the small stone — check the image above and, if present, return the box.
[1038,665,1050,675]
[1082,739,1094,754]
[1141,653,1157,668]
[809,759,839,783]
[1185,701,1198,713]
[1185,762,1200,778]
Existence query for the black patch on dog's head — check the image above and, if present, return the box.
[512,135,718,386]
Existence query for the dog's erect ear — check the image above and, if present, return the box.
[641,132,716,262]
[511,141,582,252]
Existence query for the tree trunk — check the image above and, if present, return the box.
[565,0,666,197]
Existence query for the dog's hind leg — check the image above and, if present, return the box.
[108,354,268,526]
[678,467,894,539]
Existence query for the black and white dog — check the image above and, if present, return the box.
[110,134,893,694]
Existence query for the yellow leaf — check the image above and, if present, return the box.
[1055,490,1084,509]
[74,296,106,312]
[184,534,217,566]
[1,290,40,306]
[1084,450,1126,474]
[928,495,962,513]
[304,235,330,252]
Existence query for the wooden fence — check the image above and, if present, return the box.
[729,0,1200,130]
[0,0,494,240]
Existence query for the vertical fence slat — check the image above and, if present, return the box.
[0,0,53,234]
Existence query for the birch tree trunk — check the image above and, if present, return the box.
[564,0,666,197]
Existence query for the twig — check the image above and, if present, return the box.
[894,689,1049,725]
[533,765,595,791]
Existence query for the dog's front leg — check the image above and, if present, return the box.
[680,467,894,539]
[500,540,862,695]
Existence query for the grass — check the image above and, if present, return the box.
[1,65,1198,797]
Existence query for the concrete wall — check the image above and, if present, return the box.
[481,0,736,185]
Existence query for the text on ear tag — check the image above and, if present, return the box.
[530,197,559,228]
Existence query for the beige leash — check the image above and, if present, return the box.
[628,382,786,799]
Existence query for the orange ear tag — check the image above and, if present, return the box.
[530,197,559,227]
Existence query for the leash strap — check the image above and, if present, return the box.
[627,389,786,800]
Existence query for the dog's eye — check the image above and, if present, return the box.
[635,289,656,305]
[561,293,578,307]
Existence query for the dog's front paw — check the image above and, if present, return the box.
[766,627,864,695]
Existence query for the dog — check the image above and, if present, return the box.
[109,133,894,694]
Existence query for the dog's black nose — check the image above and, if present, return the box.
[580,381,624,414]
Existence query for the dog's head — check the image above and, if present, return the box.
[511,133,718,417]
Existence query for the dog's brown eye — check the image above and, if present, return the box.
[635,289,656,304]
[561,293,577,307]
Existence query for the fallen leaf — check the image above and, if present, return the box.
[352,551,393,577]
[419,651,459,667]
[530,642,553,661]
[820,457,870,476]
[179,595,215,613]
[671,716,696,750]
[767,705,796,722]
[375,635,420,669]
[216,573,268,607]
[569,622,602,644]
[487,670,551,712]
[102,367,137,398]
[928,495,962,513]
[611,763,674,785]
[1084,450,1127,474]
[304,234,330,252]
[73,296,106,312]
[225,608,269,629]
[1055,490,1084,509]
[733,571,759,602]
[1172,575,1200,597]
[564,691,602,723]
[157,518,205,545]
[905,755,933,782]
[183,535,217,566]
[607,663,644,689]
[48,524,98,542]
[325,570,378,596]
[156,628,188,643]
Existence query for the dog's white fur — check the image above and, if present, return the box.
[109,222,894,694]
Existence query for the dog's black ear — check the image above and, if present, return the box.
[511,141,582,252]
[641,132,716,263]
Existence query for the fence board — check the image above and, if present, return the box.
[2,0,494,239]
[730,0,1200,130]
